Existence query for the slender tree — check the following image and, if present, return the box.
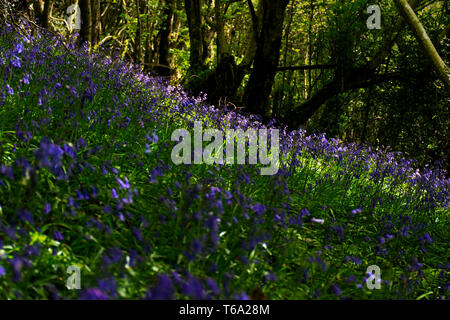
[38,0,52,29]
[393,0,450,90]
[215,0,229,63]
[156,0,176,76]
[134,0,143,64]
[34,1,45,24]
[91,0,101,45]
[79,0,92,46]
[184,0,206,73]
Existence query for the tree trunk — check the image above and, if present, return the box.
[393,0,450,90]
[41,0,52,29]
[242,0,290,117]
[305,0,314,100]
[184,0,205,73]
[134,0,143,64]
[33,0,44,26]
[215,0,230,64]
[91,0,101,46]
[79,0,92,47]
[144,2,153,70]
[156,0,175,76]
[240,0,263,68]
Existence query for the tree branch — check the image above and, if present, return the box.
[284,68,434,129]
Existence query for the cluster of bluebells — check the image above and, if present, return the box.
[0,17,448,300]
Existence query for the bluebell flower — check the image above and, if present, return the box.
[34,137,65,178]
[102,247,123,267]
[149,166,163,183]
[332,283,342,296]
[132,226,143,242]
[79,288,109,300]
[0,265,5,277]
[98,277,117,298]
[252,203,266,215]
[11,55,21,68]
[5,84,14,95]
[182,276,206,299]
[264,273,277,282]
[14,42,24,55]
[300,208,310,217]
[206,278,220,296]
[234,292,250,300]
[22,73,31,84]
[147,275,174,300]
[10,255,23,282]
[115,176,130,189]
[91,186,98,197]
[344,256,361,265]
[423,233,433,244]
[53,230,63,241]
[18,209,33,224]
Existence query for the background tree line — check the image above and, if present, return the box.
[7,0,450,170]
